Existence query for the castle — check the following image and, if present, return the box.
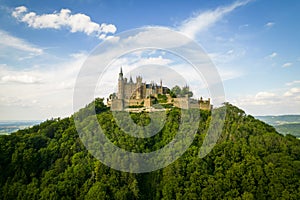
[107,68,212,111]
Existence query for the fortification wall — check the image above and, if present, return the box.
[173,97,189,109]
[111,99,124,111]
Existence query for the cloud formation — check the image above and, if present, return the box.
[1,74,41,84]
[284,87,300,97]
[286,80,300,86]
[0,52,87,120]
[282,62,292,68]
[12,6,117,39]
[178,0,251,39]
[231,87,300,115]
[267,52,277,59]
[0,30,43,55]
[265,22,275,28]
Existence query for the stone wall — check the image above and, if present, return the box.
[173,96,189,109]
[111,99,124,111]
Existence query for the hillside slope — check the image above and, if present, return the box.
[1,99,300,199]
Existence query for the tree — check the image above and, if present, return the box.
[171,85,181,97]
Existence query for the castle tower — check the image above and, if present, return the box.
[136,76,143,99]
[118,67,124,99]
[159,79,163,94]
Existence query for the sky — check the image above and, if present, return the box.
[0,0,299,120]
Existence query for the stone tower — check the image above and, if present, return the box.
[118,67,124,99]
[159,79,163,94]
[136,76,143,99]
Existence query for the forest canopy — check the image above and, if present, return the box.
[1,98,300,199]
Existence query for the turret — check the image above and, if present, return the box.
[129,75,133,83]
[118,67,123,81]
[135,76,142,99]
[118,67,124,99]
[159,79,163,94]
[136,76,142,84]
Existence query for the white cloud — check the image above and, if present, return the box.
[265,22,275,28]
[282,62,292,68]
[0,30,43,55]
[232,92,277,106]
[178,0,251,39]
[217,68,243,81]
[255,91,276,100]
[286,80,300,86]
[267,52,277,59]
[1,74,41,84]
[238,24,249,29]
[207,50,244,82]
[175,1,250,85]
[209,48,246,64]
[233,91,278,106]
[12,6,117,39]
[0,52,87,120]
[284,87,300,97]
[231,87,300,115]
[11,6,27,18]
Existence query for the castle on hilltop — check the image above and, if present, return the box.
[107,68,212,111]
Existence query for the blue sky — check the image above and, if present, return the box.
[0,0,299,120]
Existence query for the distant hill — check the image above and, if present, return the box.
[275,123,300,138]
[256,115,300,138]
[0,120,41,135]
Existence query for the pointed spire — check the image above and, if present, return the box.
[129,75,133,83]
[119,66,123,80]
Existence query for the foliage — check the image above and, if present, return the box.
[171,85,193,98]
[1,100,300,199]
[157,94,168,103]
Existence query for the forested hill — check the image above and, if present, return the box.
[1,98,300,199]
